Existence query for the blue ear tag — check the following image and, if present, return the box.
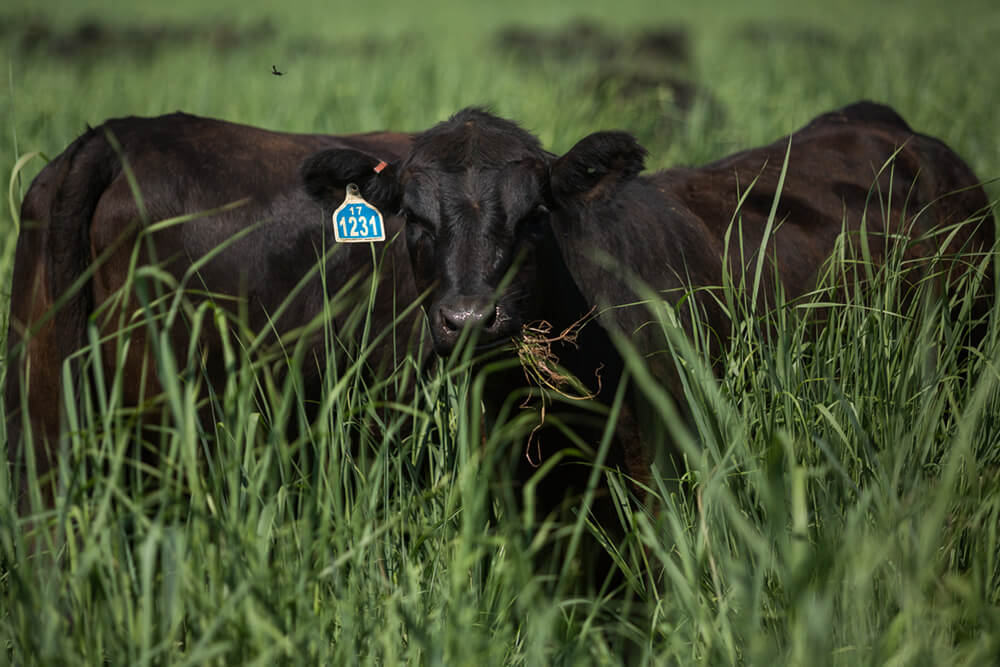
[332,183,385,243]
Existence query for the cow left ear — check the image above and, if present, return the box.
[301,149,402,212]
[549,132,647,206]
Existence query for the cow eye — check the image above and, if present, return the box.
[402,209,436,241]
[517,204,550,234]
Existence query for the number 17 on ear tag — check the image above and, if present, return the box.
[333,183,385,243]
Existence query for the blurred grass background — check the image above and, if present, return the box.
[4,0,999,174]
[2,0,1000,664]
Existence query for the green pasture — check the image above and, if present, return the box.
[2,0,1000,664]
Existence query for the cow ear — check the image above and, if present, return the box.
[549,132,647,205]
[301,149,402,211]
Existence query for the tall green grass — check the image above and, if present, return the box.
[3,146,997,665]
[3,1,1000,664]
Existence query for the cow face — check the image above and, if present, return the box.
[302,109,556,357]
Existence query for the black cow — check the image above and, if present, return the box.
[301,102,995,529]
[5,113,423,511]
[302,111,636,531]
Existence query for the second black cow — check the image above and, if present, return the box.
[6,113,425,512]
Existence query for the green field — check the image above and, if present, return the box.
[3,0,1000,664]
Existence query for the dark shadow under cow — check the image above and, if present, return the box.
[301,102,995,550]
[5,113,425,513]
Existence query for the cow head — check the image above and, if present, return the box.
[302,108,557,357]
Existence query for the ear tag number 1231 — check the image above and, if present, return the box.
[333,183,385,243]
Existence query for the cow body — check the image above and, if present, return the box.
[303,101,994,524]
[549,103,995,378]
[5,113,421,508]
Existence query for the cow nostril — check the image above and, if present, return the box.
[439,306,464,333]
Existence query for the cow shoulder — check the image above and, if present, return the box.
[549,131,647,207]
[301,149,401,212]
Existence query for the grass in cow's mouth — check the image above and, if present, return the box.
[516,309,604,467]
[516,307,601,402]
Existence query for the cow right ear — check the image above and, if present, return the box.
[301,149,402,211]
[549,131,647,206]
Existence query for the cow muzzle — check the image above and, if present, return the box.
[432,295,508,354]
